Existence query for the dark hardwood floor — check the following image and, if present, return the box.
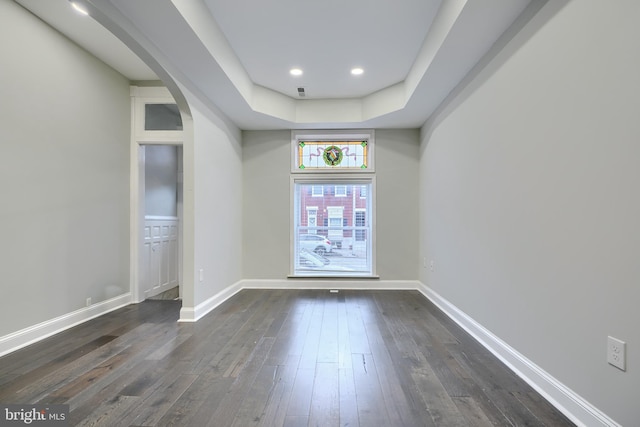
[0,290,574,426]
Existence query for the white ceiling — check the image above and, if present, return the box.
[14,0,541,130]
[204,0,442,100]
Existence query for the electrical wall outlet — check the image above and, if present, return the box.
[199,269,204,282]
[607,336,626,371]
[429,260,435,272]
[86,297,92,307]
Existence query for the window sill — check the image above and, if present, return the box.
[287,275,380,280]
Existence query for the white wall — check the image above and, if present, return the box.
[0,2,130,336]
[242,129,419,280]
[419,1,639,425]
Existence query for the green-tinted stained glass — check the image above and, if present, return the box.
[297,141,368,170]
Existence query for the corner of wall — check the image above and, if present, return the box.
[415,282,621,427]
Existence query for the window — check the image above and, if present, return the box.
[293,180,373,276]
[360,185,367,198]
[326,206,344,244]
[291,130,374,173]
[144,103,183,130]
[296,141,368,170]
[355,210,366,241]
[291,130,375,277]
[307,207,318,234]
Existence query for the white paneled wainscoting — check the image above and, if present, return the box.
[142,216,179,299]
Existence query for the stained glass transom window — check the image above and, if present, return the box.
[297,141,368,170]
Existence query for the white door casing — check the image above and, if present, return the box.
[130,86,184,303]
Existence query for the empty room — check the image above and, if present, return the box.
[1,0,637,426]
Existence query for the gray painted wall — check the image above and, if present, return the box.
[0,1,130,336]
[242,130,291,279]
[242,129,419,280]
[419,1,639,425]
[376,129,420,280]
[189,105,243,306]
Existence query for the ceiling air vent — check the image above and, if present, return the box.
[297,87,306,97]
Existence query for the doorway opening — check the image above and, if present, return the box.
[140,144,183,301]
[130,87,188,308]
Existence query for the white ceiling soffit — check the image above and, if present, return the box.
[203,0,443,101]
[15,0,157,81]
[17,0,540,130]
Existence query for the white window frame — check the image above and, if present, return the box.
[290,130,376,278]
[290,174,376,278]
[334,185,347,197]
[132,87,184,142]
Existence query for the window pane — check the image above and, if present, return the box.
[145,103,183,130]
[294,182,372,276]
[355,211,366,241]
[297,141,368,170]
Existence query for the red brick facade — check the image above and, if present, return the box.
[298,184,368,247]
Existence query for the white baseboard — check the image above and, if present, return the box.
[178,279,418,322]
[240,278,421,290]
[178,280,243,322]
[416,282,619,427]
[3,279,616,427]
[0,293,132,358]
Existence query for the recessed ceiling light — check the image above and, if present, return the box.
[290,68,303,76]
[351,68,364,76]
[70,2,89,15]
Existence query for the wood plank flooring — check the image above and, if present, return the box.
[0,290,574,426]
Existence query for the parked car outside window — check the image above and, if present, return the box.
[298,248,354,272]
[299,234,332,256]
